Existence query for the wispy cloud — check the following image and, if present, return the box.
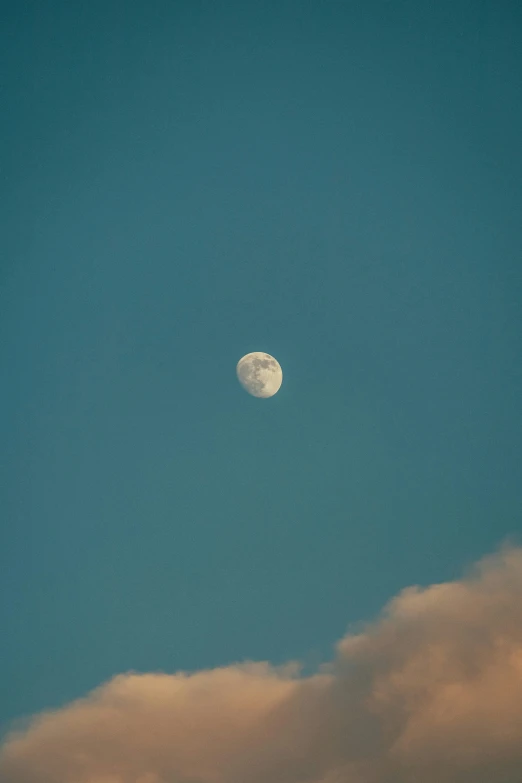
[2,546,522,782]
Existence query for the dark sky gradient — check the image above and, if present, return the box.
[1,0,521,727]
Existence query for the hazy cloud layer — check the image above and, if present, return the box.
[3,546,522,783]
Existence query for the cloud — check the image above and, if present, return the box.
[2,546,522,782]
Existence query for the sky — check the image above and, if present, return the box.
[1,1,522,781]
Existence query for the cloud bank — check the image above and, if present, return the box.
[2,546,522,783]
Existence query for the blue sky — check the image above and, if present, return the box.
[1,0,521,734]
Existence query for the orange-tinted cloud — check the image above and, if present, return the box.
[2,546,522,783]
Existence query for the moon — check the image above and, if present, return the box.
[236,352,283,398]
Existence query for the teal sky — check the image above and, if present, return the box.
[2,0,521,728]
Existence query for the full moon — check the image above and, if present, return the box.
[236,352,283,398]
